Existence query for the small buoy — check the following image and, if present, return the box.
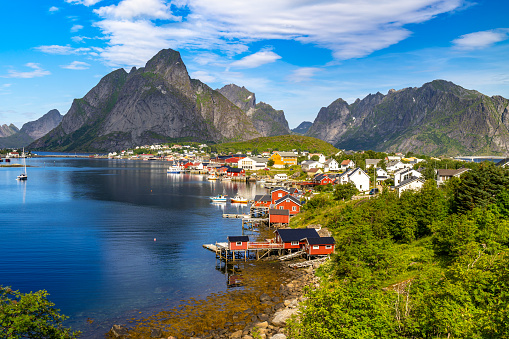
[154,238,156,241]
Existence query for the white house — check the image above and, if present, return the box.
[340,159,356,171]
[338,168,370,192]
[238,156,269,170]
[365,159,382,168]
[301,160,323,171]
[274,173,288,181]
[436,168,470,185]
[376,168,388,177]
[386,160,405,173]
[308,153,326,163]
[324,159,340,172]
[394,168,423,186]
[395,177,426,197]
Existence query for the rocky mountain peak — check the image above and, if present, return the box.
[21,109,63,140]
[218,84,256,113]
[0,124,19,138]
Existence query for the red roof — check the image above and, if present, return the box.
[341,159,352,165]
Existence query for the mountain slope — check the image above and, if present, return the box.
[30,49,261,152]
[0,110,63,148]
[307,80,509,156]
[218,84,291,137]
[0,124,19,138]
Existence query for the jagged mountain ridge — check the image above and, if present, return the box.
[217,84,291,137]
[0,110,62,148]
[0,124,19,138]
[291,121,313,135]
[30,49,261,152]
[307,80,509,156]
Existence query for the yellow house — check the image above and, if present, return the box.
[269,151,298,168]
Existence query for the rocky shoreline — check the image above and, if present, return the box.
[108,261,321,339]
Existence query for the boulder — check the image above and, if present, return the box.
[271,308,299,327]
[270,334,287,339]
[108,325,129,338]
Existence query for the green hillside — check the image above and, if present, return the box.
[214,134,338,155]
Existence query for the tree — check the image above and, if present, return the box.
[267,159,274,167]
[310,155,320,161]
[333,182,358,201]
[0,286,81,339]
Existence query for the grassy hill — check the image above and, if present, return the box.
[214,134,339,155]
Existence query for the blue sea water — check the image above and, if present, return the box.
[0,158,265,337]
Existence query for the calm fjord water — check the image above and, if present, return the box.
[1,157,264,336]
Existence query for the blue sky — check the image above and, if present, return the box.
[1,0,509,129]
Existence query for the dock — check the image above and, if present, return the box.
[203,241,284,262]
[223,214,249,219]
[288,256,329,268]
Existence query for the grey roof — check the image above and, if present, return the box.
[271,187,290,193]
[274,195,302,206]
[228,236,249,242]
[254,194,271,202]
[269,208,290,216]
[248,156,269,163]
[497,158,509,167]
[387,160,403,167]
[275,228,319,242]
[275,151,297,157]
[437,168,470,177]
[394,176,425,189]
[366,159,382,166]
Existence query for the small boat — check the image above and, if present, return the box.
[210,194,228,202]
[167,163,182,173]
[230,194,248,204]
[17,148,27,180]
[220,176,231,181]
[207,174,218,180]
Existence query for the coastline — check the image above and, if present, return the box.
[107,258,320,339]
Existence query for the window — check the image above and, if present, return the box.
[312,245,320,249]
[236,241,242,246]
[279,206,284,210]
[291,241,299,246]
[278,193,282,197]
[325,245,332,249]
[292,206,296,211]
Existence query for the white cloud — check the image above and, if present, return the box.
[287,67,321,82]
[230,49,282,69]
[71,24,84,32]
[77,0,464,67]
[65,0,102,6]
[35,45,90,55]
[190,70,216,83]
[61,61,91,70]
[49,6,59,12]
[452,29,509,50]
[2,63,51,79]
[94,0,180,20]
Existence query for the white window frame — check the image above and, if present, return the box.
[325,245,332,249]
[292,206,296,211]
[312,245,320,249]
[236,241,243,246]
[291,241,299,246]
[279,206,284,210]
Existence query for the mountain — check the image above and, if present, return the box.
[21,109,63,140]
[292,121,313,135]
[30,49,261,152]
[307,80,509,156]
[218,84,291,137]
[0,110,63,149]
[0,124,19,138]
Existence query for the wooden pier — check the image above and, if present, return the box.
[203,241,284,263]
[223,214,249,219]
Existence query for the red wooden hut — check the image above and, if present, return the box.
[269,208,290,225]
[273,195,302,215]
[227,236,249,250]
[301,237,335,256]
[274,228,320,250]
